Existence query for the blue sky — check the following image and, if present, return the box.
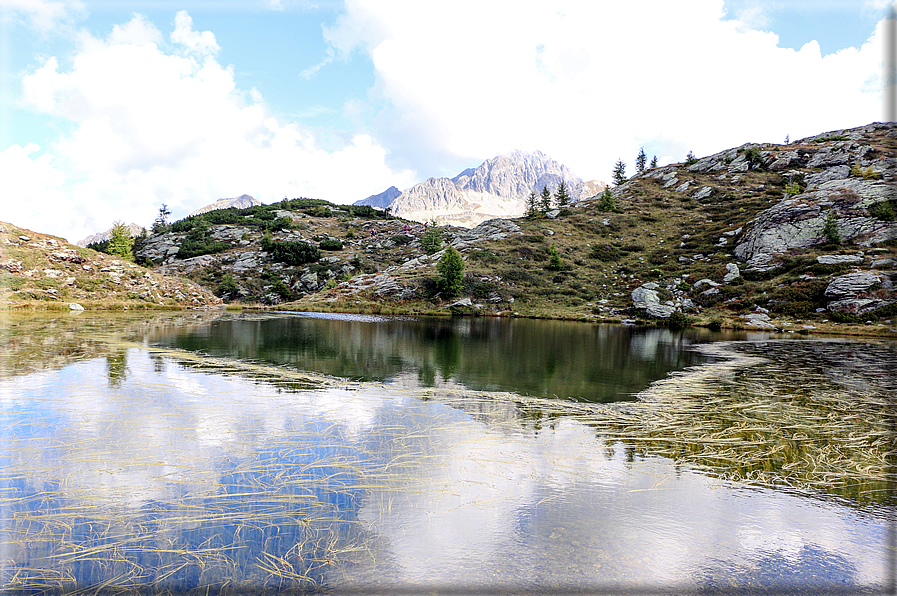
[1,0,893,243]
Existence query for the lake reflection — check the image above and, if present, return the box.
[0,312,894,594]
[148,311,719,402]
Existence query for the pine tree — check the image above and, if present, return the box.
[554,181,571,209]
[420,221,443,255]
[108,221,134,261]
[539,185,552,212]
[547,244,562,271]
[436,245,465,297]
[526,191,539,218]
[612,160,627,186]
[152,204,171,234]
[598,187,615,212]
[685,150,697,165]
[649,155,658,169]
[636,148,646,175]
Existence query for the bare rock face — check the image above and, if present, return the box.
[733,146,897,261]
[824,271,883,299]
[384,151,602,228]
[189,194,262,216]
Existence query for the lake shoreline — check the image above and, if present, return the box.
[4,298,897,339]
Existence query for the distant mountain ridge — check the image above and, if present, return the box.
[357,150,605,227]
[76,223,145,247]
[190,194,262,216]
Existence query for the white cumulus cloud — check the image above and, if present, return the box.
[3,11,416,243]
[323,0,885,182]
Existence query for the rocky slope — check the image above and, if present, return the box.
[359,150,606,227]
[0,222,221,309]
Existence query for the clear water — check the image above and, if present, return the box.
[0,311,893,594]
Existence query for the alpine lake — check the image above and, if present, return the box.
[1,310,894,595]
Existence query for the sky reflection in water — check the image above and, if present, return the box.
[1,337,891,594]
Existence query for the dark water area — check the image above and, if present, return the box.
[149,311,734,402]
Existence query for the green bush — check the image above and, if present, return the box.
[667,311,690,330]
[318,238,344,251]
[868,200,895,221]
[822,213,841,245]
[265,240,320,265]
[218,273,238,297]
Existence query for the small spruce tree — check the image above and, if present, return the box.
[823,213,840,245]
[685,150,697,165]
[554,181,571,209]
[598,187,615,212]
[547,244,562,271]
[649,155,658,169]
[539,185,553,212]
[436,245,465,297]
[635,148,646,175]
[420,221,443,255]
[612,159,627,186]
[526,191,539,218]
[152,204,171,234]
[108,221,135,261]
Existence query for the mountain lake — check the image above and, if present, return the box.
[1,310,894,594]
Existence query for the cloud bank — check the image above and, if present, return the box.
[5,10,415,243]
[324,0,885,181]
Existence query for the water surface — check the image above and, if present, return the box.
[0,311,893,594]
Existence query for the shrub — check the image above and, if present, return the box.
[218,274,238,297]
[784,181,802,196]
[685,151,698,166]
[318,238,344,251]
[822,213,840,245]
[390,234,412,245]
[667,311,690,330]
[851,161,881,180]
[868,200,895,221]
[707,318,723,331]
[743,147,764,171]
[265,240,320,265]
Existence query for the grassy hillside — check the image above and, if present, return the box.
[0,222,220,310]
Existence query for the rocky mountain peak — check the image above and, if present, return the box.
[190,194,262,217]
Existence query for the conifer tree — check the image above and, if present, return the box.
[650,155,658,169]
[436,245,465,297]
[636,148,646,175]
[539,185,552,212]
[554,181,571,208]
[526,191,539,218]
[108,221,134,261]
[612,160,627,186]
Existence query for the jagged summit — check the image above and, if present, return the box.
[76,222,145,247]
[358,150,605,227]
[190,194,262,217]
